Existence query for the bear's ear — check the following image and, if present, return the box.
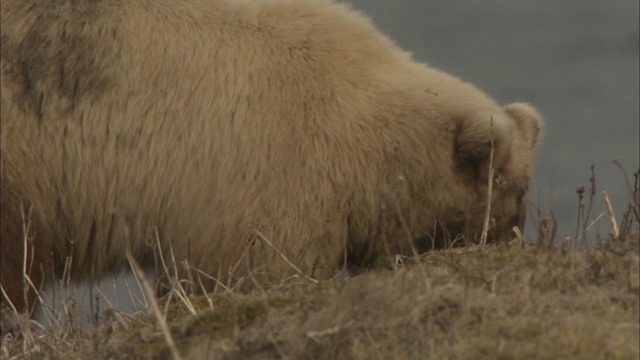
[454,110,514,179]
[503,102,544,148]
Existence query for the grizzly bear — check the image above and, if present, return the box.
[1,0,543,316]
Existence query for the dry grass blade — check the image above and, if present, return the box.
[254,230,319,284]
[480,118,495,245]
[126,247,183,360]
[603,190,620,238]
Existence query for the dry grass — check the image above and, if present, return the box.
[3,235,637,360]
[2,168,639,360]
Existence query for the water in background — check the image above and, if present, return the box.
[38,0,639,326]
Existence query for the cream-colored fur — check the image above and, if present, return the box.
[1,0,543,313]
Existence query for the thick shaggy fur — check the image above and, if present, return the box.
[1,0,543,314]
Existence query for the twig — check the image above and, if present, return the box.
[574,186,585,248]
[480,117,495,245]
[21,206,33,315]
[581,166,597,249]
[602,191,619,238]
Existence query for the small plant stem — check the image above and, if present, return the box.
[480,118,495,246]
[127,247,183,360]
[602,191,619,238]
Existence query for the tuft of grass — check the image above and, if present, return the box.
[3,232,636,360]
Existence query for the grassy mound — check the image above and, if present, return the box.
[3,233,637,360]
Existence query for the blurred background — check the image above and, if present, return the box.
[39,0,639,326]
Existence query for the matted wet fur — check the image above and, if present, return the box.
[0,0,543,316]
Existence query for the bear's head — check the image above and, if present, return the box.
[454,102,543,243]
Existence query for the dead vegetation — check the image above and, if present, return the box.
[2,167,639,360]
